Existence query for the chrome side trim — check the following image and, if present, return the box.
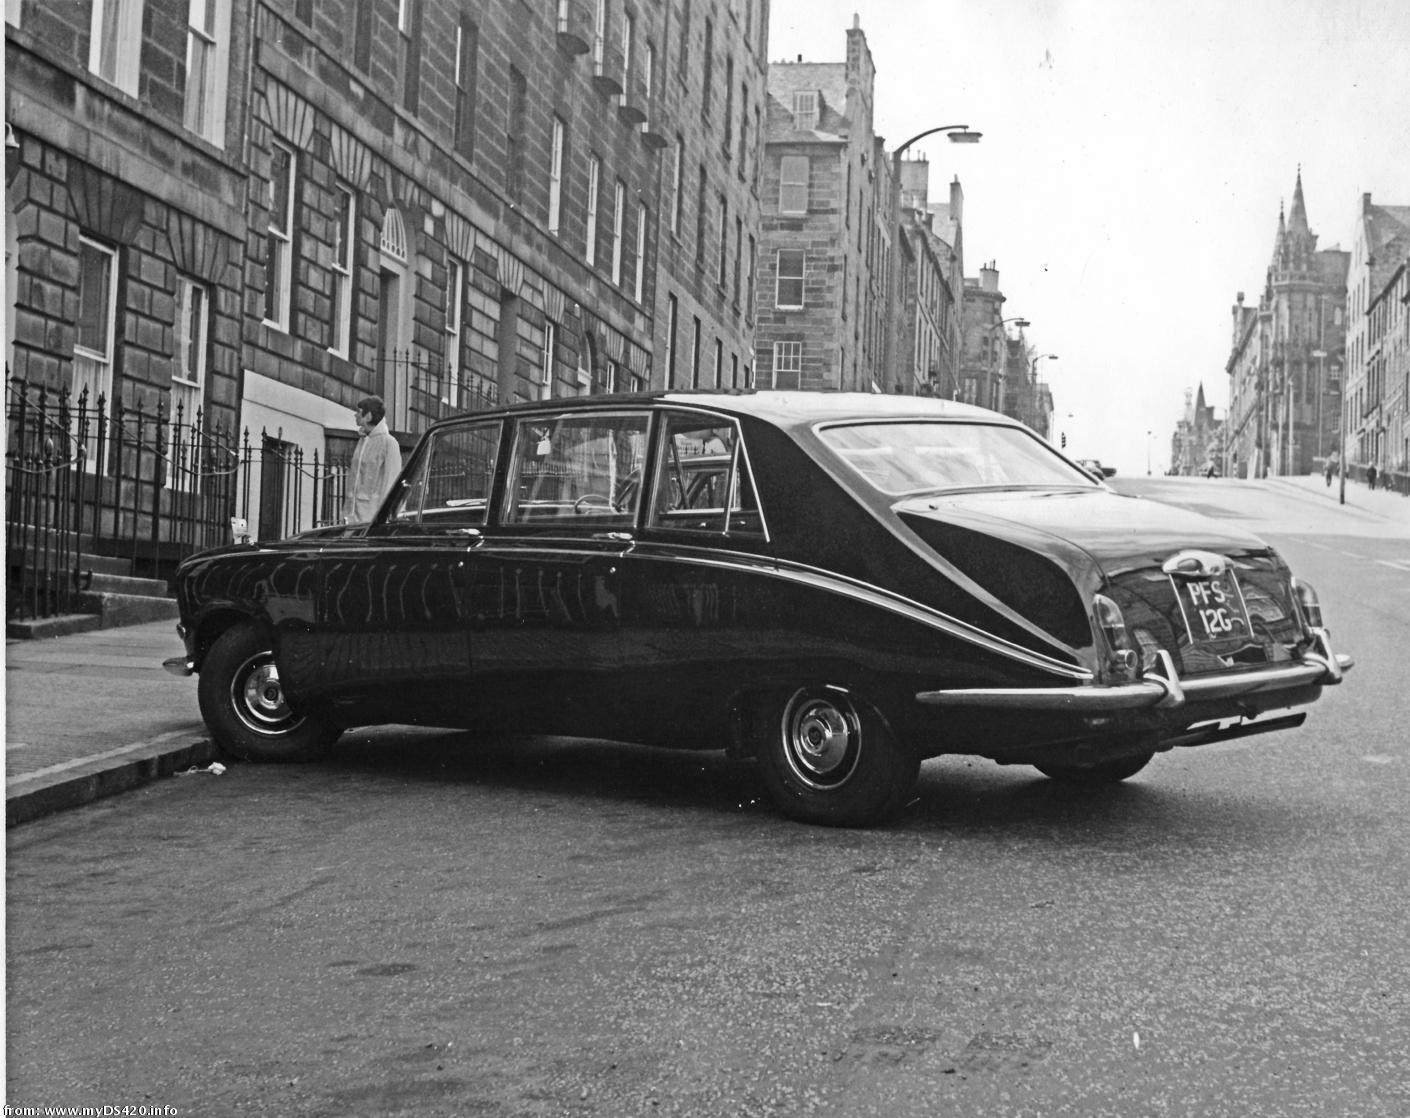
[917,629,1351,711]
[622,544,1093,682]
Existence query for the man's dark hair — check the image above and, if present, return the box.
[356,396,386,425]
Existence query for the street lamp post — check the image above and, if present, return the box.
[1146,429,1153,476]
[888,125,980,394]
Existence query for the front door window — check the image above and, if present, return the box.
[503,411,650,526]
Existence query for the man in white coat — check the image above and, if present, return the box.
[343,395,402,523]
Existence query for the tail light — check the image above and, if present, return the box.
[1292,578,1323,629]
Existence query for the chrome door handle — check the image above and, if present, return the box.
[592,531,634,542]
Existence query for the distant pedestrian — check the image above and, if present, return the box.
[343,396,402,523]
[1367,463,1378,491]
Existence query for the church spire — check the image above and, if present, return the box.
[1288,165,1310,236]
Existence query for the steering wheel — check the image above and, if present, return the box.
[572,493,616,514]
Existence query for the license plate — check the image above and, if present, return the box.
[1171,569,1252,645]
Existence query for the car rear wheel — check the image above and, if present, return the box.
[197,622,340,762]
[756,686,919,827]
[1034,751,1153,784]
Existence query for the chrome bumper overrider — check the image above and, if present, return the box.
[916,628,1352,712]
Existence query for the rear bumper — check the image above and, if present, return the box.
[917,628,1351,713]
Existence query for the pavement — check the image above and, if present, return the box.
[3,473,1405,828]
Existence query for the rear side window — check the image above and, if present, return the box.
[388,420,501,530]
[503,411,651,526]
[648,411,762,536]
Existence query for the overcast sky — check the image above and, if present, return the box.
[765,0,1410,473]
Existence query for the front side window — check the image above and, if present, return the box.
[263,141,296,330]
[90,0,146,95]
[776,249,804,308]
[648,411,762,536]
[389,420,501,530]
[819,421,1099,496]
[504,411,650,526]
[184,0,230,144]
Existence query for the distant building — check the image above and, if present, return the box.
[895,159,963,397]
[1347,192,1410,485]
[959,261,1014,412]
[754,18,892,391]
[1170,384,1223,475]
[1002,338,1054,439]
[1225,171,1348,478]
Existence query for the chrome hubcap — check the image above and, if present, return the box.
[782,691,861,789]
[233,653,300,735]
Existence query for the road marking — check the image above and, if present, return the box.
[5,729,208,787]
[1375,559,1410,572]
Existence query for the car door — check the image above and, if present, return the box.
[309,418,503,723]
[467,407,651,737]
[613,408,776,746]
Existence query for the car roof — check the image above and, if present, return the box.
[428,390,1018,434]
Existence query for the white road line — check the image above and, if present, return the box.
[1376,559,1410,572]
[6,728,207,787]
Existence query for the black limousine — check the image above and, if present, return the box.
[165,391,1352,826]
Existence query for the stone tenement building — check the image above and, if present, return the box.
[896,157,963,398]
[1347,192,1410,482]
[753,18,894,391]
[6,0,768,540]
[6,0,252,457]
[1225,171,1348,479]
[959,261,1021,413]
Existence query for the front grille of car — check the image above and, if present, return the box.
[1105,556,1304,676]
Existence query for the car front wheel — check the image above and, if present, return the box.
[756,686,919,827]
[1034,751,1153,784]
[197,622,340,762]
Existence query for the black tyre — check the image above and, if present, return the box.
[756,686,919,827]
[1034,751,1153,784]
[197,622,340,762]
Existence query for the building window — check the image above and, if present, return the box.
[776,249,804,309]
[454,16,478,159]
[716,195,728,287]
[506,67,526,201]
[634,201,648,303]
[712,339,723,388]
[738,84,749,176]
[329,184,356,358]
[89,0,145,95]
[183,0,230,145]
[585,155,601,265]
[74,237,118,470]
[593,0,607,69]
[731,352,739,388]
[539,319,556,401]
[263,141,296,331]
[773,341,802,386]
[621,11,633,91]
[399,0,423,112]
[611,180,626,286]
[669,140,683,234]
[353,0,373,72]
[677,0,690,83]
[170,277,209,489]
[722,55,734,155]
[702,18,713,116]
[793,90,818,131]
[695,165,707,265]
[732,216,742,306]
[779,155,809,215]
[665,293,678,388]
[444,257,463,405]
[548,117,566,235]
[746,234,756,311]
[690,316,702,388]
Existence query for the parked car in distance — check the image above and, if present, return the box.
[165,392,1353,827]
[1075,457,1117,481]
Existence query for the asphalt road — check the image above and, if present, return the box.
[7,477,1409,1117]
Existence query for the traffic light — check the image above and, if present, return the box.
[1061,433,1067,448]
